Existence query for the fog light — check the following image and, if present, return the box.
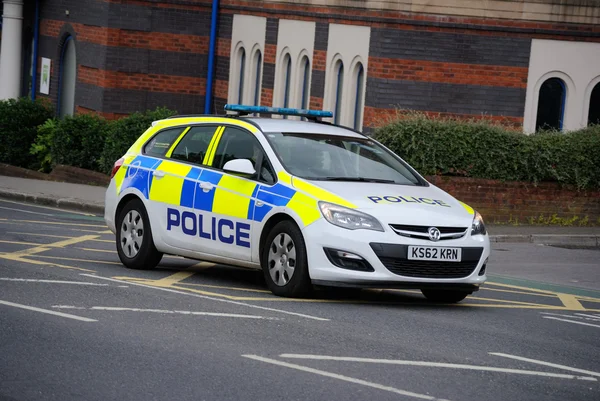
[478,258,488,276]
[324,248,374,272]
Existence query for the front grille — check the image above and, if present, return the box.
[389,224,468,241]
[377,258,479,278]
[370,243,483,279]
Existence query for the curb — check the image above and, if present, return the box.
[0,189,105,215]
[490,234,600,247]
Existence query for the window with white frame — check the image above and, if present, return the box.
[353,62,365,130]
[299,56,310,110]
[251,48,262,106]
[324,23,370,130]
[228,15,266,106]
[588,82,600,126]
[535,77,566,131]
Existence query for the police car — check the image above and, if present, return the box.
[104,105,490,302]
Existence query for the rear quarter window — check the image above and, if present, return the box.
[144,127,185,158]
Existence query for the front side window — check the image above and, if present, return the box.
[266,133,424,186]
[170,126,218,165]
[144,127,186,158]
[213,127,275,184]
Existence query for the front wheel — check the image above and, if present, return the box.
[261,221,311,297]
[421,289,470,303]
[116,198,163,270]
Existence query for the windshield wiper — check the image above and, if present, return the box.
[321,177,396,183]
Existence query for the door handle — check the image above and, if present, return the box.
[199,182,214,192]
[256,201,265,207]
[154,170,165,178]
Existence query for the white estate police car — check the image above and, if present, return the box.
[104,105,490,302]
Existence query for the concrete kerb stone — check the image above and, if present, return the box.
[0,189,105,215]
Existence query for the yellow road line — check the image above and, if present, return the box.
[485,282,560,295]
[29,254,122,266]
[470,296,552,307]
[0,253,95,272]
[576,295,600,303]
[148,271,196,287]
[179,282,272,294]
[557,294,586,310]
[0,239,44,246]
[76,247,114,253]
[481,287,557,298]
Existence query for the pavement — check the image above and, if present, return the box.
[0,200,599,401]
[0,174,599,246]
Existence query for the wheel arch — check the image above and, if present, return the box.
[259,212,303,264]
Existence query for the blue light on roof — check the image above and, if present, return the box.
[224,104,333,119]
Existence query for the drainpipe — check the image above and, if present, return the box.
[204,0,219,114]
[30,0,40,100]
[0,0,25,100]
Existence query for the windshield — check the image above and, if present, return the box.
[265,132,425,186]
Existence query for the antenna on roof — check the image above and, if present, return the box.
[224,104,333,122]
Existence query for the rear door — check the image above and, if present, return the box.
[148,125,221,250]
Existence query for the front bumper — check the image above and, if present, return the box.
[302,219,490,290]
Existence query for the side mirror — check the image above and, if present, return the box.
[223,159,256,177]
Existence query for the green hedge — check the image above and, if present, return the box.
[99,107,176,173]
[0,97,54,169]
[372,113,600,190]
[51,114,108,171]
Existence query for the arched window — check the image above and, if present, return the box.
[588,82,600,126]
[283,54,291,108]
[252,50,262,106]
[299,56,310,110]
[535,77,566,131]
[58,35,76,117]
[237,47,246,104]
[353,63,364,130]
[334,60,344,125]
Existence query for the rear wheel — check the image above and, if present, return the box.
[261,220,311,297]
[116,198,163,270]
[421,289,470,303]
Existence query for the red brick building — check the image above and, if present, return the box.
[1,0,599,132]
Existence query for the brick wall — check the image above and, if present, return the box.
[427,176,600,225]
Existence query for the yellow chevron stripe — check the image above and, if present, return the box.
[207,126,225,166]
[165,127,191,158]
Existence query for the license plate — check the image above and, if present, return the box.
[407,246,461,262]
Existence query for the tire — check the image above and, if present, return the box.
[116,198,163,270]
[261,220,312,297]
[421,289,470,304]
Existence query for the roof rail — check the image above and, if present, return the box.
[224,104,333,121]
[166,114,223,119]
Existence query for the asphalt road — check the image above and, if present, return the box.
[0,198,599,401]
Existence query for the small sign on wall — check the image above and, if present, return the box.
[40,58,51,95]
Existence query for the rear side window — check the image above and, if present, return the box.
[171,126,218,165]
[144,127,185,157]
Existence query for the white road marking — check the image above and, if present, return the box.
[52,305,279,320]
[242,355,451,401]
[0,205,55,216]
[540,312,600,322]
[278,354,596,381]
[542,316,600,328]
[0,278,108,286]
[0,300,97,322]
[574,313,600,320]
[490,353,600,378]
[80,273,329,321]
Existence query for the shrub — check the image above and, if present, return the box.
[99,107,177,173]
[0,97,54,169]
[372,112,600,190]
[51,114,108,172]
[30,118,58,173]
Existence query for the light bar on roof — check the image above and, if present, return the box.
[224,104,333,119]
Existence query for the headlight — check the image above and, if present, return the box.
[318,202,384,232]
[471,211,487,236]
